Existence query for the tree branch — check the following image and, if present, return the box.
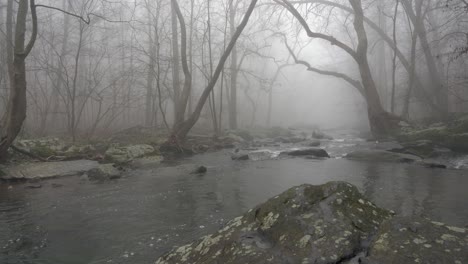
[276,0,358,59]
[283,39,365,96]
[35,4,91,24]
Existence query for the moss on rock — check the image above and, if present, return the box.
[367,217,467,263]
[156,182,392,264]
[398,115,468,153]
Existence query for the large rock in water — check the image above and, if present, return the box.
[283,148,330,158]
[156,182,392,264]
[87,164,122,181]
[0,160,99,180]
[156,182,467,264]
[367,217,467,263]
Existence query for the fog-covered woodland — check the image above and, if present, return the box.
[0,0,467,155]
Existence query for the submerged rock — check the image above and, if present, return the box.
[312,130,333,140]
[191,166,207,174]
[231,152,250,161]
[1,160,99,180]
[283,148,330,158]
[345,149,421,163]
[87,164,122,181]
[248,150,280,161]
[25,184,42,189]
[156,182,392,264]
[156,182,467,264]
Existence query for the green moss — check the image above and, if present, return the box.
[398,126,448,142]
[31,145,56,157]
[398,123,468,153]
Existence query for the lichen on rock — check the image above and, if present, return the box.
[155,182,392,264]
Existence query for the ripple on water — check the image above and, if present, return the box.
[0,149,467,263]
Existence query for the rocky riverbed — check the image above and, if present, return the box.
[156,182,467,264]
[1,125,468,263]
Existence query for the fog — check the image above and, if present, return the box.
[0,0,467,148]
[2,1,468,263]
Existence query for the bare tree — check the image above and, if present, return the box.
[278,0,400,136]
[169,0,258,143]
[0,0,38,159]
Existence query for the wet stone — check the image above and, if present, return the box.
[156,182,391,264]
[156,181,467,264]
[365,217,467,264]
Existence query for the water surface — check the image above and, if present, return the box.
[1,147,467,264]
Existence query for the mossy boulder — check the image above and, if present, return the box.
[1,160,99,180]
[156,182,392,264]
[104,144,155,163]
[16,138,67,157]
[87,164,122,181]
[156,182,467,264]
[367,217,467,263]
[63,144,97,157]
[398,115,468,153]
[398,126,449,143]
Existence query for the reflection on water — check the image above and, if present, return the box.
[0,150,467,264]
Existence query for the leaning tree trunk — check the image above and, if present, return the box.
[350,0,399,136]
[0,0,37,160]
[169,0,258,142]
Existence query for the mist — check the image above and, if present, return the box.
[1,0,468,263]
[2,0,466,141]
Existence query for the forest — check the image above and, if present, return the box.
[0,0,467,263]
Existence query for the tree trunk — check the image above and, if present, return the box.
[49,0,70,131]
[170,0,258,142]
[145,4,155,127]
[401,0,448,118]
[350,0,398,136]
[0,0,37,160]
[402,25,418,118]
[286,0,440,115]
[229,0,238,130]
[390,0,399,114]
[171,0,182,127]
[171,0,193,130]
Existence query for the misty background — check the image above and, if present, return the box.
[0,0,467,139]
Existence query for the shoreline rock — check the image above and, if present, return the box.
[282,148,330,158]
[156,182,467,264]
[0,160,99,180]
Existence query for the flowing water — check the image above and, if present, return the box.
[1,138,467,264]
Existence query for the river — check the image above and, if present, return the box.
[1,137,467,264]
